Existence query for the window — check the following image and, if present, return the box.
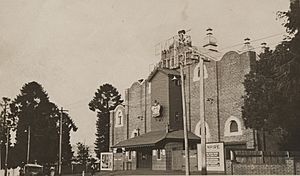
[230,121,238,132]
[115,110,123,127]
[117,112,122,125]
[194,121,211,139]
[157,149,161,160]
[224,116,243,136]
[116,148,123,153]
[128,151,132,161]
[193,63,208,82]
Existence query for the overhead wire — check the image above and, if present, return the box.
[63,32,288,110]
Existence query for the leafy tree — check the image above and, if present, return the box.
[242,0,300,150]
[75,142,91,168]
[89,84,123,158]
[10,81,77,166]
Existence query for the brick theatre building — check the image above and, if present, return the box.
[108,29,258,171]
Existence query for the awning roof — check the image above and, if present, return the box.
[112,130,200,148]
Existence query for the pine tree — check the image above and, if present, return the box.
[10,81,77,166]
[89,84,123,158]
[76,142,91,169]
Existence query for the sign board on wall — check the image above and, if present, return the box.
[197,142,225,172]
[100,152,113,171]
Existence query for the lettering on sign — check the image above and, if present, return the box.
[197,142,225,172]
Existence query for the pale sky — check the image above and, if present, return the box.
[0,0,290,146]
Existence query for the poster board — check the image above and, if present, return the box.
[100,152,113,171]
[197,142,225,172]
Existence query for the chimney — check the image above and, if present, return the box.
[203,28,218,52]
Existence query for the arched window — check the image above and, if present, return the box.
[194,121,211,139]
[193,63,208,82]
[115,109,123,127]
[230,121,238,132]
[224,116,243,136]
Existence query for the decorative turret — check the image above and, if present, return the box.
[240,38,254,52]
[260,42,268,53]
[203,28,218,52]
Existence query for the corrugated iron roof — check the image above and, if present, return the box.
[112,130,200,148]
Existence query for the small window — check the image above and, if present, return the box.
[115,110,123,127]
[128,151,132,161]
[199,127,207,135]
[167,59,170,68]
[224,116,243,136]
[198,66,200,77]
[157,149,161,160]
[230,121,238,132]
[118,112,122,125]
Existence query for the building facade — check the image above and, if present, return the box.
[108,29,258,171]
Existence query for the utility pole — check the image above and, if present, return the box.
[58,107,68,176]
[26,126,31,164]
[0,140,2,170]
[1,97,11,176]
[199,58,207,175]
[179,61,190,176]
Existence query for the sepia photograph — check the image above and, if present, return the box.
[0,0,299,175]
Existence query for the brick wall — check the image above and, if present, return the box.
[123,151,137,170]
[113,153,124,170]
[218,51,256,148]
[183,50,257,149]
[150,71,170,131]
[296,159,300,175]
[110,105,127,147]
[165,142,183,170]
[226,158,296,175]
[152,149,167,170]
[127,81,149,137]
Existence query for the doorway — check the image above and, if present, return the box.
[137,149,152,169]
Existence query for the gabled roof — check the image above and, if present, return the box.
[112,130,200,148]
[147,67,180,82]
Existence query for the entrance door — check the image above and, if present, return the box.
[137,150,152,169]
[172,150,183,170]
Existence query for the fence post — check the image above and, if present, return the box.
[286,151,290,158]
[260,151,265,163]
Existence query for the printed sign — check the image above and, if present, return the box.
[197,142,225,172]
[100,152,113,171]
